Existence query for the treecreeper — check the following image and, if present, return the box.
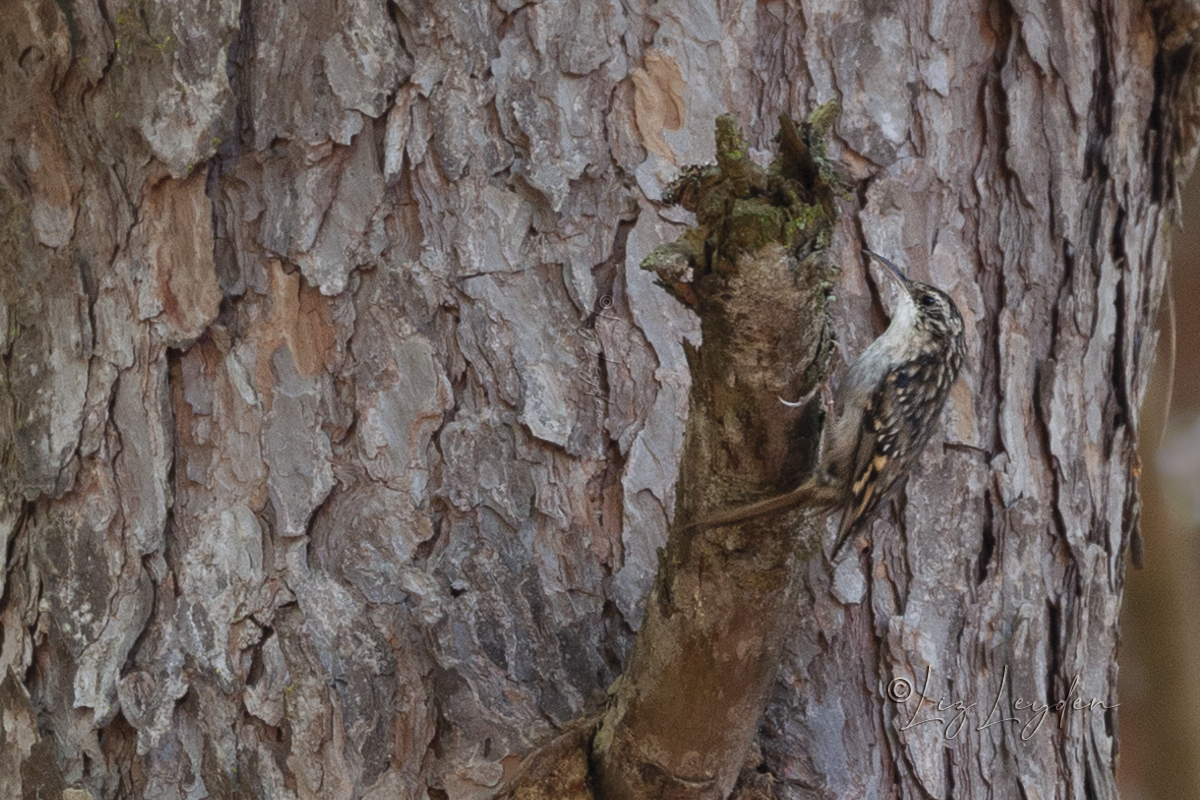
[688,249,966,559]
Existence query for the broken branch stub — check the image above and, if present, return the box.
[592,113,841,800]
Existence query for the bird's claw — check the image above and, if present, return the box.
[779,380,835,410]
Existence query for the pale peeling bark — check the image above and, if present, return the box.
[0,1,1196,799]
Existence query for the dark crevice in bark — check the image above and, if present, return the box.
[977,490,996,583]
[890,491,910,568]
[302,481,340,567]
[599,597,634,675]
[122,560,165,675]
[1083,756,1099,800]
[889,750,906,800]
[1107,203,1131,465]
[1049,240,1075,356]
[1045,598,1062,707]
[0,501,31,609]
[1107,273,1129,459]
[1122,463,1144,569]
[1032,346,1060,487]
[985,271,1006,460]
[887,541,909,615]
[98,712,138,797]
[1145,1,1199,206]
[985,0,1018,186]
[974,3,1016,466]
[414,507,446,564]
[1084,0,1116,185]
[225,0,254,147]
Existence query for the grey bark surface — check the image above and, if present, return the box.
[0,1,1195,799]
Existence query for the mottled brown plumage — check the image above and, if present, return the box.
[688,249,967,561]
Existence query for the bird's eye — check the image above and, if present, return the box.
[920,294,938,308]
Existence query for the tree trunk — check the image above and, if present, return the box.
[0,2,1195,800]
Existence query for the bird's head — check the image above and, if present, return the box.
[863,249,964,344]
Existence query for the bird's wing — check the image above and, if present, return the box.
[830,372,905,558]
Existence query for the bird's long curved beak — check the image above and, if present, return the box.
[862,249,912,287]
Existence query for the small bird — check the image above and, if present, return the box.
[688,249,967,560]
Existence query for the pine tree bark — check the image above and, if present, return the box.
[0,1,1196,799]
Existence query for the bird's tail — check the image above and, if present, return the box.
[684,479,834,532]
